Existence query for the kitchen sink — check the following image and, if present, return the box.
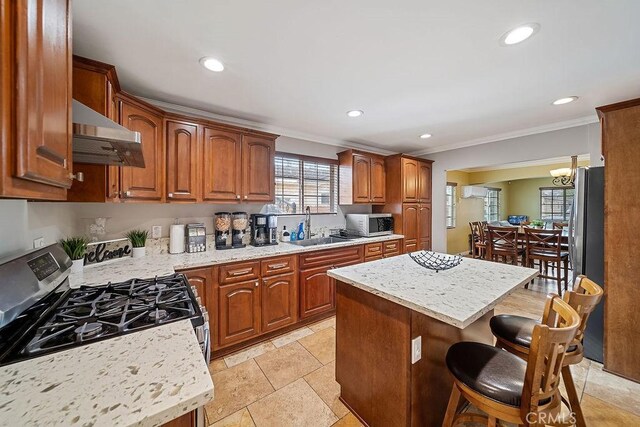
[289,236,355,247]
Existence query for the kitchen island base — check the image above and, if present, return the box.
[335,281,494,427]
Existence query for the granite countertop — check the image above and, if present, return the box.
[0,320,213,427]
[328,253,538,328]
[70,234,404,288]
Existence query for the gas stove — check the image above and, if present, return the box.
[0,244,209,367]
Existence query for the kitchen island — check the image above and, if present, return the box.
[328,253,538,427]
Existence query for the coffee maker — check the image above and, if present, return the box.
[250,214,278,246]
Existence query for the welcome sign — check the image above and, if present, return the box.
[84,238,132,266]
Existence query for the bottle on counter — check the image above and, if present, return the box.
[280,226,290,242]
[290,226,297,241]
[297,222,305,240]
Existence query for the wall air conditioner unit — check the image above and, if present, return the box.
[460,186,488,199]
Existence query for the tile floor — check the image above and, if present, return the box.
[204,278,640,426]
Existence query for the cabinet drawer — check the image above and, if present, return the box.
[299,246,363,269]
[261,256,296,277]
[364,255,384,262]
[364,242,383,258]
[219,261,260,285]
[383,240,400,254]
[383,251,400,258]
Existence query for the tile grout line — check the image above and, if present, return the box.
[301,377,342,422]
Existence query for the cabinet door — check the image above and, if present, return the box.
[352,154,371,203]
[119,99,165,201]
[14,0,72,189]
[403,204,419,253]
[218,280,261,347]
[202,127,242,202]
[418,204,432,251]
[166,120,199,202]
[262,272,297,333]
[242,136,275,202]
[417,162,432,203]
[182,267,215,318]
[370,156,386,203]
[299,266,334,319]
[402,158,419,202]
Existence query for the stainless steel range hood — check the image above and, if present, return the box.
[72,100,145,167]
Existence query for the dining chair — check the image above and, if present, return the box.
[469,222,487,259]
[442,294,581,427]
[486,225,524,265]
[524,228,569,295]
[553,222,568,230]
[490,275,603,427]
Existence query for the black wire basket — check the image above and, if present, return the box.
[408,251,462,272]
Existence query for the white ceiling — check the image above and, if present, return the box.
[72,1,640,154]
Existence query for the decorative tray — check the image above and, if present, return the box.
[408,251,462,273]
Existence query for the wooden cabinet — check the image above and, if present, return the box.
[402,204,419,253]
[166,120,199,202]
[118,96,165,202]
[364,242,383,260]
[299,266,336,319]
[202,127,242,202]
[242,136,275,202]
[181,267,215,319]
[338,150,386,204]
[417,161,432,203]
[597,98,640,382]
[219,261,260,285]
[0,0,72,200]
[383,240,401,258]
[218,280,261,347]
[262,272,297,332]
[402,158,419,203]
[418,204,432,250]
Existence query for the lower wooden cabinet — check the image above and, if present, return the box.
[299,266,335,319]
[218,280,261,347]
[261,272,297,332]
[402,203,431,253]
[181,267,215,316]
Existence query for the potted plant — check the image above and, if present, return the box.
[531,219,545,229]
[59,237,88,273]
[126,229,149,258]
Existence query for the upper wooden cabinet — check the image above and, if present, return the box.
[417,161,432,203]
[117,96,165,202]
[338,150,386,204]
[166,119,199,202]
[401,158,419,203]
[67,56,278,204]
[1,0,72,200]
[241,136,275,202]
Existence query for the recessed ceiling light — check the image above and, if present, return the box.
[500,23,540,46]
[199,57,224,72]
[419,133,432,139]
[552,96,579,105]
[346,110,364,118]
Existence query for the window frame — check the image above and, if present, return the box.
[539,186,574,222]
[484,187,501,222]
[273,152,339,216]
[445,182,457,229]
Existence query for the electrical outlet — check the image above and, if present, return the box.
[33,237,44,248]
[152,226,162,239]
[411,336,422,364]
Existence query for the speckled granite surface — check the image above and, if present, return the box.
[0,320,213,427]
[328,253,538,328]
[69,234,404,288]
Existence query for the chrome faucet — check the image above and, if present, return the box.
[304,206,311,239]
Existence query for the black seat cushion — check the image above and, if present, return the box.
[490,314,577,352]
[446,342,527,407]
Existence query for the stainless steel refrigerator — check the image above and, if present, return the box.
[569,166,605,362]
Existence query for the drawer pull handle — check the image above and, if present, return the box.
[230,268,253,276]
[269,263,288,270]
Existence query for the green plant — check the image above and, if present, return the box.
[531,219,545,227]
[125,229,149,248]
[59,237,89,260]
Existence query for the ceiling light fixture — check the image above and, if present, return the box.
[552,96,579,106]
[500,23,540,46]
[550,155,578,187]
[419,133,432,139]
[199,57,225,72]
[346,110,364,118]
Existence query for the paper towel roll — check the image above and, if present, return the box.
[169,224,186,254]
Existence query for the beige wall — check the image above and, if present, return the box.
[446,171,480,255]
[506,177,558,222]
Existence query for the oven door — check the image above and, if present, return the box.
[367,216,394,236]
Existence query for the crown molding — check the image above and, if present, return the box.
[409,115,599,157]
[458,154,591,172]
[139,97,396,155]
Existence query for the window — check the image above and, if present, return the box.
[540,187,574,221]
[484,188,500,222]
[273,154,338,214]
[445,183,457,228]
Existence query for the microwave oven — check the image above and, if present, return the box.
[345,213,394,237]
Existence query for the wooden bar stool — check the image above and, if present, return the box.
[442,294,581,427]
[489,275,603,427]
[524,228,570,295]
[486,225,524,265]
